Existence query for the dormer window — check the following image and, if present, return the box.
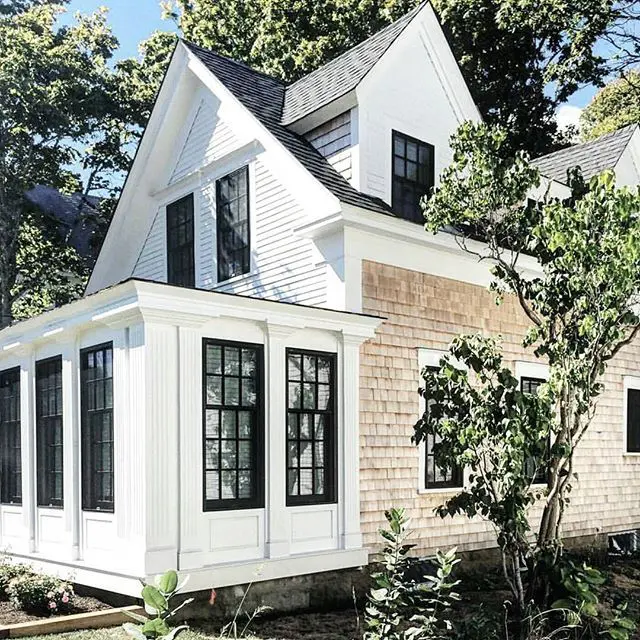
[166,194,195,287]
[216,166,250,283]
[392,131,435,223]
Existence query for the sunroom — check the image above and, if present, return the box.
[0,279,382,596]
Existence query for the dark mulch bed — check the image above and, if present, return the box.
[0,595,111,626]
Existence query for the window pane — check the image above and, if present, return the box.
[0,368,21,505]
[217,167,250,283]
[81,344,114,512]
[203,340,262,510]
[286,350,336,505]
[166,194,195,287]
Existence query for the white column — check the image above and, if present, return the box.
[20,349,36,553]
[62,336,81,559]
[265,324,296,559]
[177,325,204,570]
[339,333,363,550]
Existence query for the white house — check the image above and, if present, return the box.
[2,2,640,598]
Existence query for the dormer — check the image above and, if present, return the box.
[283,2,480,223]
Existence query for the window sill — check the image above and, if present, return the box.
[623,452,640,458]
[214,270,255,288]
[417,487,462,496]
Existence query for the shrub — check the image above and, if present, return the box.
[0,559,34,598]
[6,572,74,615]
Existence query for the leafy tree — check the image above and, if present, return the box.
[161,0,616,155]
[0,3,163,327]
[416,122,640,610]
[581,71,640,140]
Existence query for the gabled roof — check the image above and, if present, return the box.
[532,125,637,184]
[185,41,392,215]
[281,3,425,125]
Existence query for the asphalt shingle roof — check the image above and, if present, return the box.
[532,125,638,184]
[281,3,424,125]
[185,41,392,215]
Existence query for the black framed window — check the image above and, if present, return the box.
[216,166,250,283]
[203,339,263,511]
[81,343,114,512]
[0,368,21,505]
[521,376,548,484]
[392,130,435,223]
[166,193,195,287]
[627,388,640,453]
[36,357,63,508]
[423,366,463,490]
[286,350,337,505]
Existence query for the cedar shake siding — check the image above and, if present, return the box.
[360,260,640,556]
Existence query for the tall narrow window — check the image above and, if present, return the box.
[392,130,435,223]
[216,166,250,282]
[0,368,21,505]
[521,376,547,484]
[286,350,337,505]
[166,193,195,287]
[81,343,114,512]
[627,388,640,453]
[203,339,263,511]
[36,357,63,508]
[422,366,463,490]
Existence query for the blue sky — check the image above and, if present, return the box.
[63,0,174,60]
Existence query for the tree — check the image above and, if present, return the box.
[581,71,640,140]
[416,122,640,609]
[0,3,163,327]
[161,0,617,156]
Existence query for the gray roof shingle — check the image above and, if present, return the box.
[185,41,392,215]
[532,125,637,184]
[281,3,424,125]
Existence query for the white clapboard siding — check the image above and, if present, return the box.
[133,207,166,281]
[170,99,240,183]
[207,160,327,306]
[305,112,352,181]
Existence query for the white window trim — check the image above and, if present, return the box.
[416,348,467,494]
[515,360,550,486]
[622,376,640,457]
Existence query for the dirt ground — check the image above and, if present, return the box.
[0,594,110,625]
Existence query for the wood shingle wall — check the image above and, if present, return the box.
[360,259,640,556]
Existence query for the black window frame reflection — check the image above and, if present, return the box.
[286,349,337,506]
[202,338,264,512]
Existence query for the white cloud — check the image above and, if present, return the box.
[556,104,583,133]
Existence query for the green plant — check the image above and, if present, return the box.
[364,507,459,640]
[6,571,74,614]
[0,557,34,598]
[602,603,637,640]
[123,570,193,640]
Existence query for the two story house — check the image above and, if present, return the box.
[1,2,640,600]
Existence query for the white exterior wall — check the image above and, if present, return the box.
[614,129,640,187]
[133,90,329,306]
[0,281,380,595]
[354,4,480,206]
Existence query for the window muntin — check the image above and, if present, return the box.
[392,130,435,223]
[36,357,63,508]
[216,166,250,283]
[166,193,195,287]
[203,339,263,511]
[0,368,21,505]
[627,388,640,453]
[81,343,114,512]
[520,376,548,484]
[422,366,463,490]
[286,350,337,505]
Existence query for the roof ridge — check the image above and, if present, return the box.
[182,39,285,87]
[284,1,426,92]
[535,123,638,162]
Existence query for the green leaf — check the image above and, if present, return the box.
[156,570,178,595]
[142,585,168,614]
